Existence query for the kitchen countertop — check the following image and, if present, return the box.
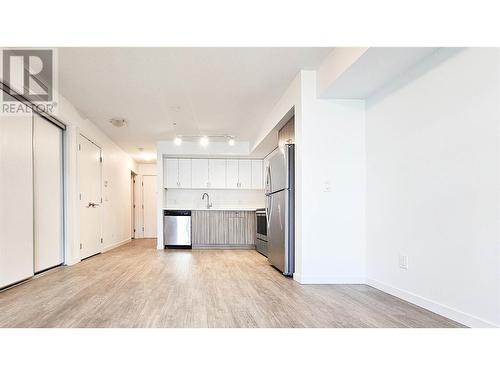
[163,207,260,211]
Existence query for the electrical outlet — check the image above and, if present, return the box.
[398,254,409,270]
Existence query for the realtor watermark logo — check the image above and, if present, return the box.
[1,48,58,115]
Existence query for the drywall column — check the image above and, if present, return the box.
[294,71,366,283]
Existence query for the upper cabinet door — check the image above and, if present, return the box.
[178,159,192,188]
[164,159,179,188]
[209,159,226,189]
[226,159,239,189]
[238,160,252,189]
[191,159,209,188]
[251,160,263,189]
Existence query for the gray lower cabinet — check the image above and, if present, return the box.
[192,210,256,248]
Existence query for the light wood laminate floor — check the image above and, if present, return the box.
[0,239,463,328]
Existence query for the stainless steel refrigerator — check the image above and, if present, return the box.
[265,144,294,275]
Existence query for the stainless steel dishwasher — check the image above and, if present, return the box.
[163,210,192,249]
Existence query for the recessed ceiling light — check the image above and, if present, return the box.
[228,137,235,146]
[174,137,182,145]
[110,118,127,128]
[200,136,209,147]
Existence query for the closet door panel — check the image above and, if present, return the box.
[0,107,34,288]
[33,114,63,272]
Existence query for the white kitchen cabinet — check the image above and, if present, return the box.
[178,159,192,188]
[164,158,192,188]
[251,160,263,189]
[225,159,255,189]
[238,160,252,189]
[164,158,179,188]
[192,159,209,188]
[209,159,226,189]
[164,157,264,190]
[226,159,239,188]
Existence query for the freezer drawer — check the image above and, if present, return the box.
[164,210,192,248]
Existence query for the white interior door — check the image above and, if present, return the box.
[0,105,34,288]
[142,175,157,238]
[131,174,135,238]
[134,175,143,238]
[78,134,102,259]
[33,114,63,272]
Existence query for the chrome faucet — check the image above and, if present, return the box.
[202,193,212,209]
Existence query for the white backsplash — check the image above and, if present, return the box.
[164,189,265,209]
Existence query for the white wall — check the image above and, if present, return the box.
[164,189,264,209]
[137,163,157,176]
[365,48,500,327]
[295,71,366,283]
[57,95,137,265]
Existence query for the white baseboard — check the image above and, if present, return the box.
[366,278,498,328]
[102,238,131,253]
[294,274,366,284]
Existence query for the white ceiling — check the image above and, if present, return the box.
[58,48,332,160]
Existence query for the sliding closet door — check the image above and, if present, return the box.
[0,101,34,288]
[33,113,63,272]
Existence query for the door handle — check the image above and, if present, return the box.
[87,202,100,208]
[265,195,271,227]
[266,166,272,194]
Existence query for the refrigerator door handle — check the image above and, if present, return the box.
[265,194,271,226]
[265,165,272,194]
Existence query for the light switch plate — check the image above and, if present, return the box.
[398,254,409,270]
[323,180,332,192]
